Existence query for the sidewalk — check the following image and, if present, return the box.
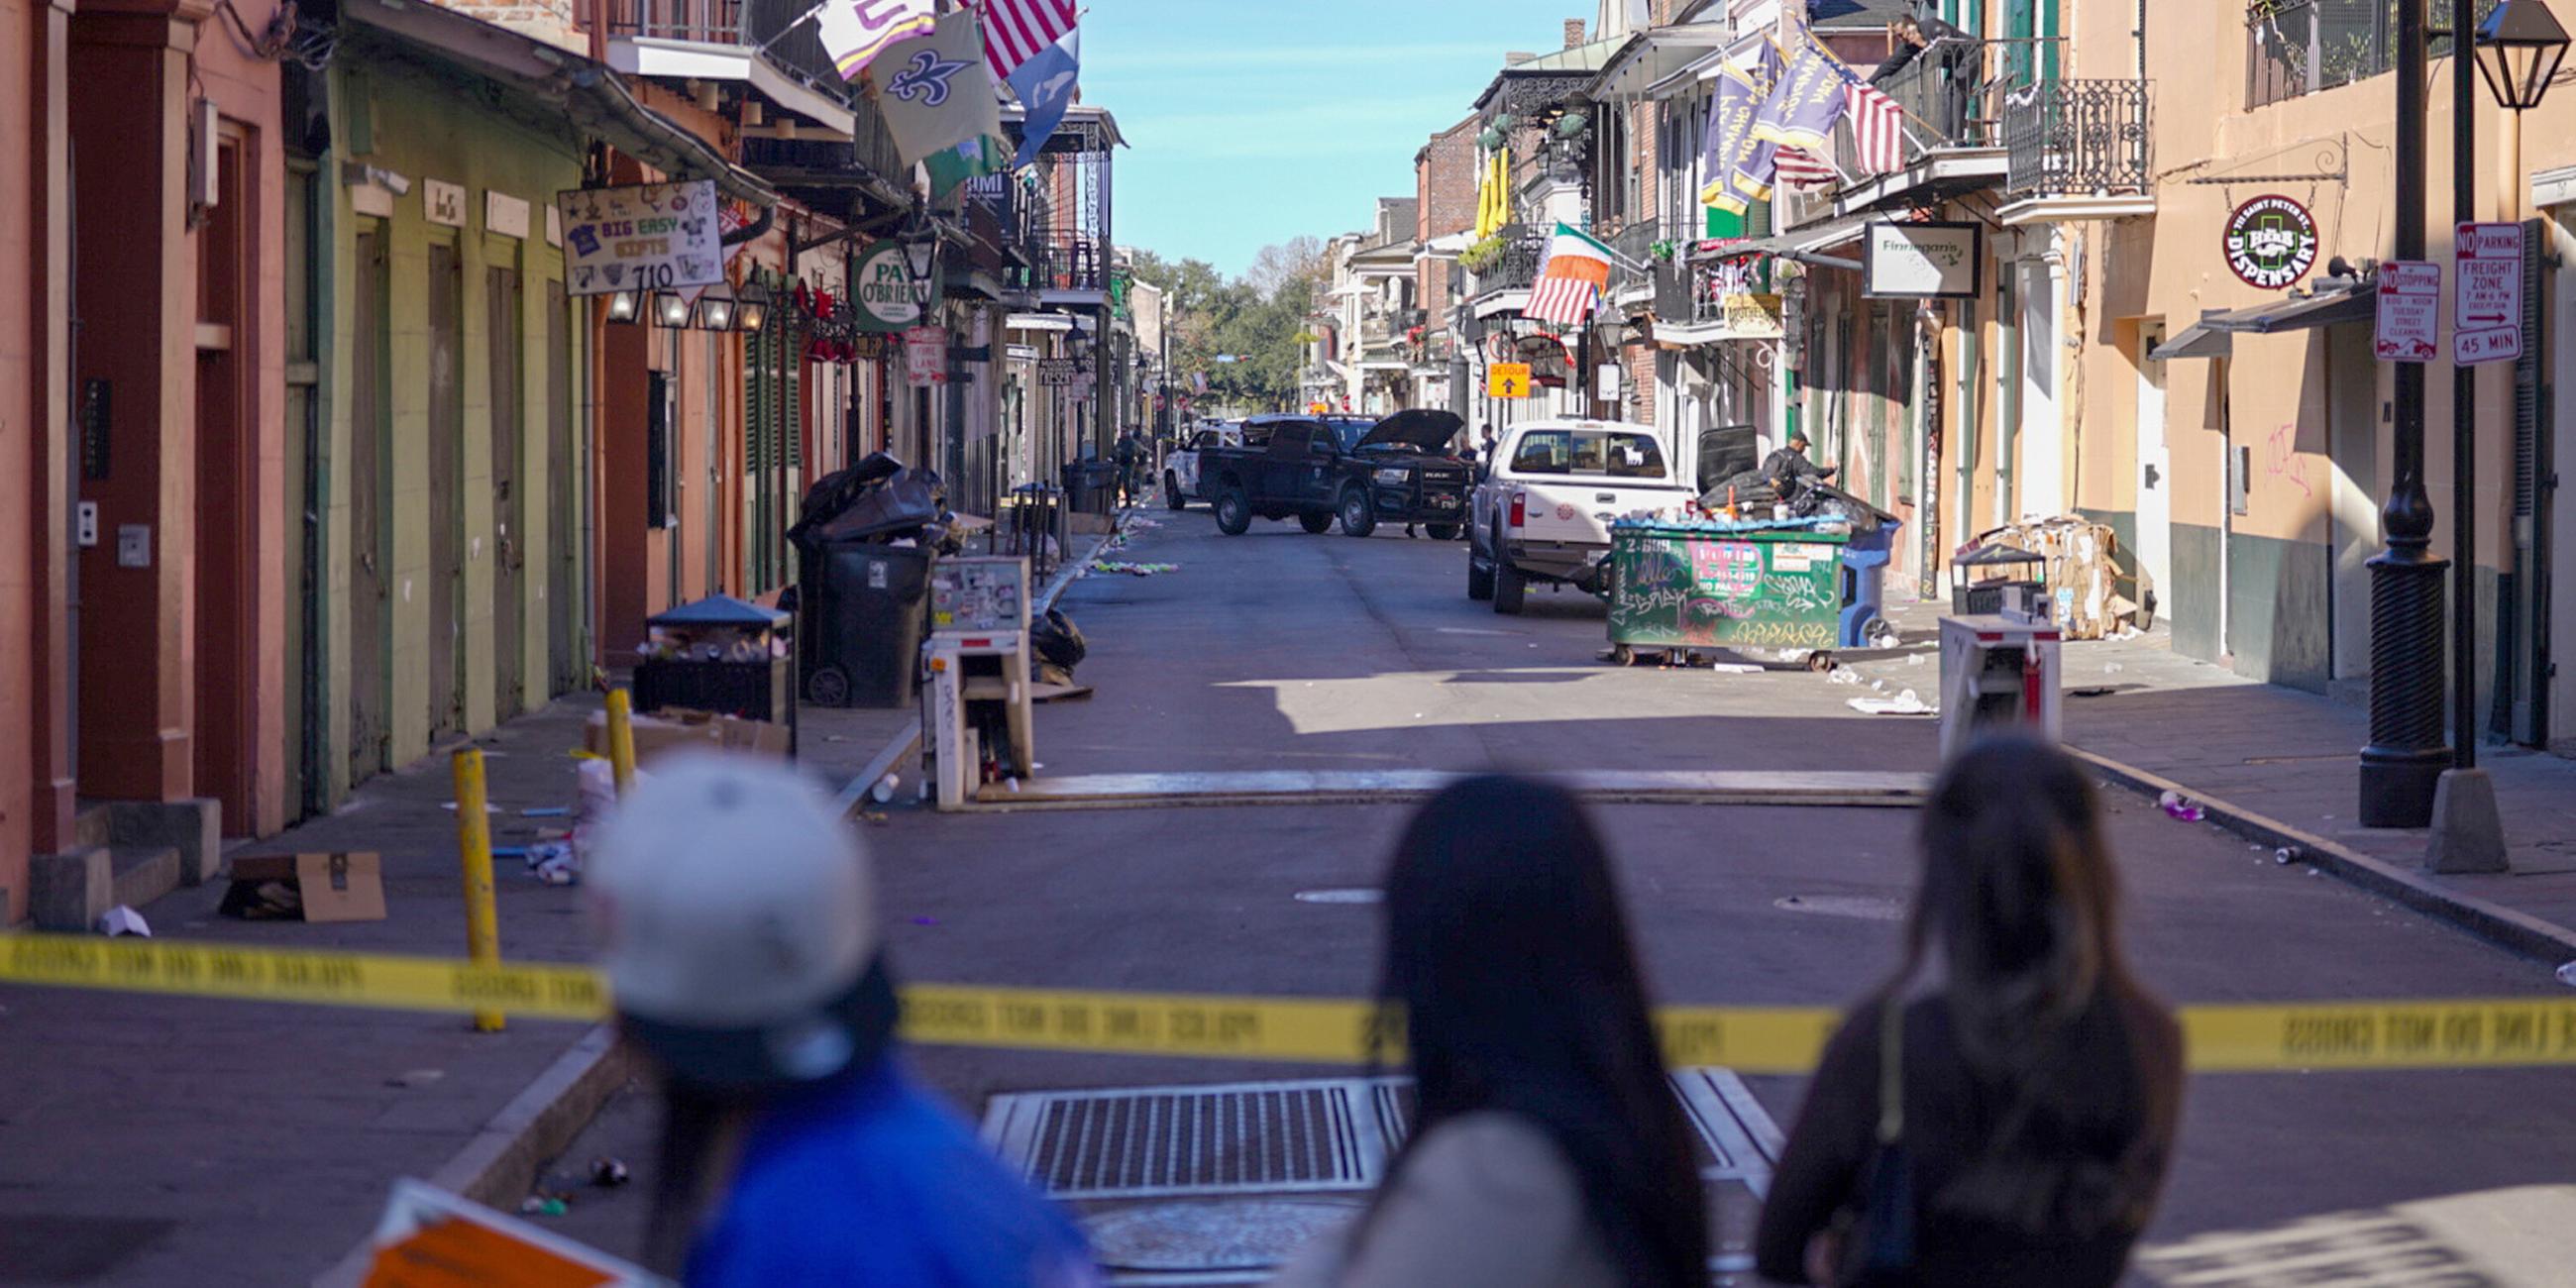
[1841,598,2576,964]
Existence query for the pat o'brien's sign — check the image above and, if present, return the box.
[556,180,722,297]
[853,241,933,332]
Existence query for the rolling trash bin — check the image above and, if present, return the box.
[787,453,951,708]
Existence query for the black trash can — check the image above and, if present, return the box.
[632,595,794,723]
[797,542,934,708]
[1061,460,1118,514]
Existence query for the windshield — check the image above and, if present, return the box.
[1324,419,1372,452]
[1508,430,1669,480]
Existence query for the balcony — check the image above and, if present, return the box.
[1604,221,1660,306]
[1996,79,2155,225]
[599,0,857,135]
[1465,225,1549,312]
[1026,229,1111,296]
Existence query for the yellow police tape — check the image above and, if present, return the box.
[6,934,2575,1074]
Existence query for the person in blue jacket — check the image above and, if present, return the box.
[588,751,1099,1286]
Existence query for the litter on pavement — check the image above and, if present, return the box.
[1091,560,1177,576]
[2160,791,2206,822]
[1848,692,1934,716]
[95,906,150,937]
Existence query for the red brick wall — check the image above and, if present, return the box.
[1625,342,1656,426]
[1416,116,1478,318]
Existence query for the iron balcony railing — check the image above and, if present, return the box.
[599,0,847,105]
[2244,0,2493,109]
[1605,221,1660,298]
[1028,229,1109,293]
[2002,79,2152,199]
[1468,225,1549,296]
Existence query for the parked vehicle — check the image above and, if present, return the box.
[1466,419,1699,614]
[1199,410,1472,538]
[1163,420,1241,509]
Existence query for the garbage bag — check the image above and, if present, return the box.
[1697,468,1783,512]
[791,456,948,548]
[1031,608,1087,674]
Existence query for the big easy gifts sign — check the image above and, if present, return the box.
[2453,222,2524,366]
[556,180,722,297]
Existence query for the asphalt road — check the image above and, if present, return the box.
[542,508,2576,1284]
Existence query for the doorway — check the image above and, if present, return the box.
[546,280,581,695]
[193,132,254,831]
[2135,321,2172,616]
[350,228,390,780]
[486,264,525,720]
[2327,323,2380,682]
[427,242,465,742]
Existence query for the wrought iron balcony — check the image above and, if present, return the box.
[1467,225,1549,296]
[1604,221,1659,299]
[599,0,847,106]
[2003,79,2152,200]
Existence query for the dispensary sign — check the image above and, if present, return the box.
[2223,195,2319,290]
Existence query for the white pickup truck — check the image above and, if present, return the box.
[1466,419,1699,614]
[1161,421,1240,509]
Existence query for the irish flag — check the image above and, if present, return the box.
[1527,222,1614,327]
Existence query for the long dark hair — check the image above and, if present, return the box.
[1370,776,1708,1286]
[1903,736,2158,1236]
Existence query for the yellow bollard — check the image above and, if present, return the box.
[605,688,638,798]
[451,747,505,1032]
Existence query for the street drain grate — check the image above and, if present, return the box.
[984,1069,1780,1202]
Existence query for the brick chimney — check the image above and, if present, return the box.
[1563,18,1585,48]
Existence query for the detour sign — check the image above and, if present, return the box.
[1488,362,1533,398]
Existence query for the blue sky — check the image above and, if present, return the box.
[1082,1,1614,276]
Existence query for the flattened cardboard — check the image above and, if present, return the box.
[225,852,387,922]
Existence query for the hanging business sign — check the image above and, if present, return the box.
[555,180,722,297]
[1862,221,1982,298]
[1037,356,1092,386]
[2222,195,2319,290]
[1709,293,1786,340]
[852,240,925,332]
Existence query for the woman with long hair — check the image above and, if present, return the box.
[1272,775,1708,1287]
[1757,736,2185,1287]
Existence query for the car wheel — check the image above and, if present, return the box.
[1426,523,1459,542]
[1467,548,1495,600]
[1298,510,1335,534]
[1493,558,1527,615]
[1215,485,1251,535]
[1339,487,1377,537]
[1164,475,1186,510]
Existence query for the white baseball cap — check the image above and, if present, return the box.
[588,751,889,1087]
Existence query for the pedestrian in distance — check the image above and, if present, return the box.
[1115,429,1144,507]
[1756,736,2184,1288]
[589,752,1100,1287]
[1270,775,1709,1288]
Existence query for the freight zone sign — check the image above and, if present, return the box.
[2453,222,2523,366]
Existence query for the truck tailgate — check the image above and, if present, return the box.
[1517,482,1690,546]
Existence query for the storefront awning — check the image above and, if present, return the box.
[2150,318,2232,361]
[2204,283,2376,335]
[1687,215,1870,269]
[1589,24,1733,102]
[2155,281,2374,360]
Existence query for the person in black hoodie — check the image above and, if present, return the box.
[1870,15,1981,139]
[1756,737,2185,1287]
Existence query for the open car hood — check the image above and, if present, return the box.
[1355,408,1465,454]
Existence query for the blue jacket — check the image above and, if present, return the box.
[688,1059,1098,1287]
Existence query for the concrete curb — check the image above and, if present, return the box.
[312,1023,634,1286]
[824,510,1123,820]
[2068,746,2576,967]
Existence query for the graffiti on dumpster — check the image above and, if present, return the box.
[1609,535,1840,650]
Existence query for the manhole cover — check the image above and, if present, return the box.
[1086,1199,1362,1271]
[1773,895,1907,921]
[1294,888,1382,905]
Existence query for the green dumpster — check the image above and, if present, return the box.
[1605,519,1850,655]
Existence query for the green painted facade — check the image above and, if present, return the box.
[322,52,590,797]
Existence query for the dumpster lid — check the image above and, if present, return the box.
[648,593,791,629]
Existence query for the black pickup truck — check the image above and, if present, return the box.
[1200,410,1472,539]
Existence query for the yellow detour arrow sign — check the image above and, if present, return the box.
[7,936,2576,1073]
[1488,362,1532,398]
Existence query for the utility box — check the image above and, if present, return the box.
[923,557,1033,810]
[1938,614,2062,758]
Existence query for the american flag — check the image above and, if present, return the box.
[1773,147,1840,189]
[1845,81,1907,175]
[976,0,1077,81]
[1526,223,1616,327]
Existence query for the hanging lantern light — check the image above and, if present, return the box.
[651,290,692,328]
[604,289,642,324]
[2475,0,2572,112]
[735,279,773,333]
[693,285,736,332]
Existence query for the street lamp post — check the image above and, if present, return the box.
[2419,0,2566,869]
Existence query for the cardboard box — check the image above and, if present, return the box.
[584,708,788,764]
[220,852,387,922]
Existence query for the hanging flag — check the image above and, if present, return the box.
[866,8,1004,168]
[1697,42,1782,214]
[1526,222,1616,328]
[1009,29,1079,168]
[1844,80,1908,175]
[1753,27,1852,152]
[814,0,936,80]
[976,0,1077,82]
[1772,146,1841,189]
[925,133,1012,197]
